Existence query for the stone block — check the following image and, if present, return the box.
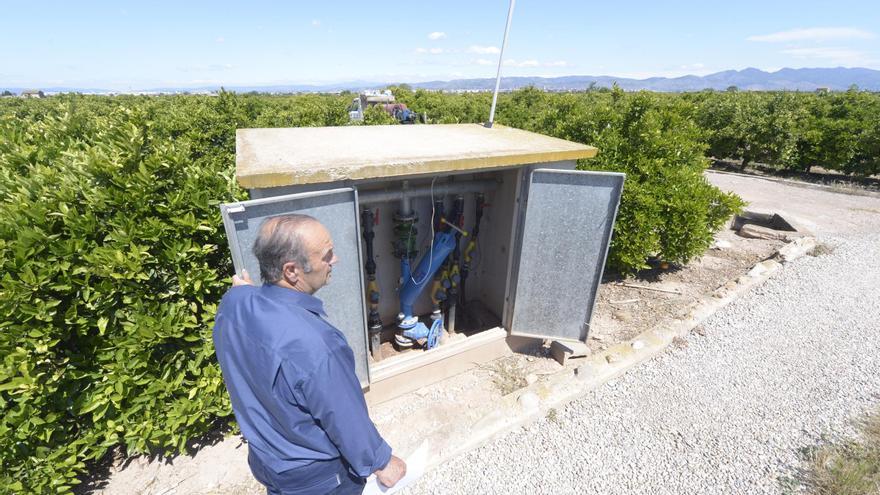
[777,237,817,262]
[738,223,803,241]
[550,340,591,366]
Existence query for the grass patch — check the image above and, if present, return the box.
[808,242,836,257]
[801,410,880,494]
[484,356,528,396]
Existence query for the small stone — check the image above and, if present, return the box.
[748,259,781,277]
[526,356,535,362]
[614,311,633,322]
[525,373,538,385]
[631,340,645,350]
[606,353,622,364]
[712,240,732,250]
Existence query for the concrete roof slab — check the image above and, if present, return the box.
[236,123,598,188]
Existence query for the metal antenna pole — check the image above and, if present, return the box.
[486,0,515,128]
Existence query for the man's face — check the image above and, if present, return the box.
[300,222,338,294]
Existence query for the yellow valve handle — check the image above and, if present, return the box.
[440,218,469,237]
[464,240,476,262]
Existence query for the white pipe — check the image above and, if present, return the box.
[400,180,412,216]
[486,0,516,128]
[358,179,499,205]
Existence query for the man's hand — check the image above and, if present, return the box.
[232,269,254,287]
[374,455,406,488]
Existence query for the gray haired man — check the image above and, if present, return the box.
[214,214,406,494]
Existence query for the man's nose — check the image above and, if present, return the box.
[330,255,339,266]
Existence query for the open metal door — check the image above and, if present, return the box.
[509,169,624,343]
[219,188,370,385]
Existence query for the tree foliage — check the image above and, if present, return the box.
[0,93,346,494]
[4,86,873,493]
[685,88,880,175]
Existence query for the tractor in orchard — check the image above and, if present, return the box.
[348,90,422,124]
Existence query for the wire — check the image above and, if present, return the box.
[408,176,438,286]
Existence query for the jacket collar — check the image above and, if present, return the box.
[260,283,328,317]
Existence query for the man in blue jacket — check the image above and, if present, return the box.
[214,214,406,494]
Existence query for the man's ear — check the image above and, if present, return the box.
[281,261,299,285]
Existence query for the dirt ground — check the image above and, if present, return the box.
[92,170,861,495]
[590,230,784,346]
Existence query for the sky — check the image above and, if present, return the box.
[1,0,879,90]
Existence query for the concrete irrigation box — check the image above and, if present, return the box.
[219,123,623,402]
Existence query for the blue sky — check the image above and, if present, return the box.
[2,0,878,90]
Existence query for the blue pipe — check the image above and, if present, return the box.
[398,230,457,325]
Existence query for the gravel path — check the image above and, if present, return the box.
[405,228,880,494]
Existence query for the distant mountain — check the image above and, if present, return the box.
[3,67,879,95]
[408,67,880,92]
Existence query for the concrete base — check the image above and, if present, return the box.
[365,327,511,406]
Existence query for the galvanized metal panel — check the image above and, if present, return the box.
[509,169,624,343]
[219,188,370,385]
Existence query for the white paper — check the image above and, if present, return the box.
[363,441,430,495]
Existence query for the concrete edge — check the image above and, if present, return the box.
[706,169,880,199]
[416,236,817,473]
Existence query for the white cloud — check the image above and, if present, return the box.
[177,64,234,73]
[468,45,501,54]
[311,19,321,27]
[428,31,446,40]
[471,58,570,68]
[747,27,875,42]
[415,47,445,54]
[781,46,873,65]
[504,59,540,67]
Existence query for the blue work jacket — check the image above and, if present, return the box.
[213,283,391,478]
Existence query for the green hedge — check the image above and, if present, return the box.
[494,87,744,270]
[391,86,744,270]
[1,97,232,493]
[0,89,743,493]
[0,93,352,493]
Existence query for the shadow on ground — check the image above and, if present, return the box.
[711,159,880,192]
[74,420,239,494]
